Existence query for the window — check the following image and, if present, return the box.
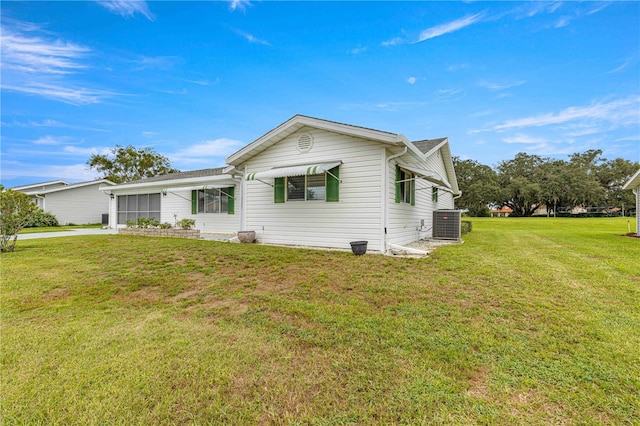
[117,193,161,224]
[395,165,415,205]
[432,187,438,203]
[274,166,339,203]
[191,187,234,214]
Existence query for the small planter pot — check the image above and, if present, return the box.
[237,230,256,243]
[350,241,368,256]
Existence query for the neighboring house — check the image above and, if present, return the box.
[226,115,460,252]
[102,168,240,233]
[623,169,640,236]
[491,206,513,217]
[13,179,115,225]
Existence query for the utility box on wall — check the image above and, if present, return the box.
[433,210,461,240]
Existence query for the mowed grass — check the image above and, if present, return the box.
[2,218,638,425]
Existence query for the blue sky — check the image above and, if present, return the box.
[2,1,639,187]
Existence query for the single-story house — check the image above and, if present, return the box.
[13,179,115,225]
[103,115,460,252]
[623,168,640,236]
[490,206,513,217]
[102,168,240,234]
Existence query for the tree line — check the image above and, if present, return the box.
[453,150,639,217]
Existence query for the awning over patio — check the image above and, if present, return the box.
[401,165,451,189]
[246,161,341,181]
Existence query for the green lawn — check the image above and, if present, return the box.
[19,223,103,234]
[2,218,638,425]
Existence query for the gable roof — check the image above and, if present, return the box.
[18,179,115,195]
[11,180,68,192]
[412,138,447,154]
[623,168,640,190]
[227,115,405,165]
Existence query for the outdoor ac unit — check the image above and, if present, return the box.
[432,210,461,240]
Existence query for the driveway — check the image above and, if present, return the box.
[19,228,119,240]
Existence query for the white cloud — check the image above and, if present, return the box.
[96,1,155,21]
[62,145,112,157]
[407,77,416,85]
[0,27,89,74]
[2,81,116,105]
[0,20,116,105]
[1,163,100,182]
[229,0,251,12]
[348,46,367,55]
[129,55,179,71]
[416,12,485,42]
[170,139,245,165]
[142,131,158,138]
[491,96,640,131]
[381,37,404,47]
[34,135,71,145]
[478,80,526,90]
[502,134,549,144]
[234,30,270,46]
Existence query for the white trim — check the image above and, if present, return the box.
[623,168,640,190]
[400,165,451,189]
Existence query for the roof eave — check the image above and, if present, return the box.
[107,174,235,192]
[622,169,640,190]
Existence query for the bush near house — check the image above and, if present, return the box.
[24,209,59,228]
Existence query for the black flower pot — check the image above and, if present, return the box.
[350,241,368,256]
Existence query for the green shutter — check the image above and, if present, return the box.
[432,187,438,203]
[410,175,416,206]
[274,177,285,203]
[395,164,401,203]
[227,187,235,214]
[191,190,197,214]
[326,166,340,202]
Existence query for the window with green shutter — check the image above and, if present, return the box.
[326,166,340,202]
[432,187,438,203]
[274,177,285,203]
[192,187,235,213]
[396,165,415,205]
[274,167,340,203]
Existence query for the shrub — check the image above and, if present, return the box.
[125,219,136,228]
[137,217,160,228]
[160,222,172,229]
[461,220,472,235]
[25,209,59,228]
[176,218,196,230]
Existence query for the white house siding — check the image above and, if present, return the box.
[163,190,240,234]
[387,149,455,246]
[43,184,110,225]
[243,127,386,251]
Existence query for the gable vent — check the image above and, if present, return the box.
[297,133,313,152]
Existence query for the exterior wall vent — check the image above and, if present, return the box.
[432,209,461,240]
[297,133,313,152]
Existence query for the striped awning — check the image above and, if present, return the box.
[402,165,451,189]
[246,161,341,181]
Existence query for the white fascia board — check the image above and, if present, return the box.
[108,175,234,193]
[623,169,640,190]
[30,179,116,195]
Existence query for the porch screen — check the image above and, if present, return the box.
[117,193,161,224]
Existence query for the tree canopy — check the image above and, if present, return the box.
[87,145,179,184]
[454,150,639,216]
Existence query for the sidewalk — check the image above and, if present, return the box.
[18,228,119,240]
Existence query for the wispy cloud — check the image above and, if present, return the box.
[348,45,367,55]
[0,118,109,132]
[142,131,158,138]
[502,134,549,144]
[478,80,526,91]
[229,0,251,12]
[0,27,89,74]
[34,135,77,145]
[0,20,115,105]
[586,2,610,15]
[492,96,640,131]
[416,12,485,42]
[171,139,245,165]
[2,81,117,105]
[606,57,634,74]
[234,30,270,46]
[129,55,180,71]
[96,1,155,21]
[381,37,404,47]
[407,77,416,85]
[340,101,427,112]
[0,162,101,182]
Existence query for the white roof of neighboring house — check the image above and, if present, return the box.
[226,114,460,195]
[11,180,68,192]
[17,179,115,195]
[623,169,640,190]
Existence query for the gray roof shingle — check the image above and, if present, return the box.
[123,168,225,185]
[411,137,447,154]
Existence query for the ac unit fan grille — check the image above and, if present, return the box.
[432,210,461,240]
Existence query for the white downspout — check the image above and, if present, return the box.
[384,146,408,253]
